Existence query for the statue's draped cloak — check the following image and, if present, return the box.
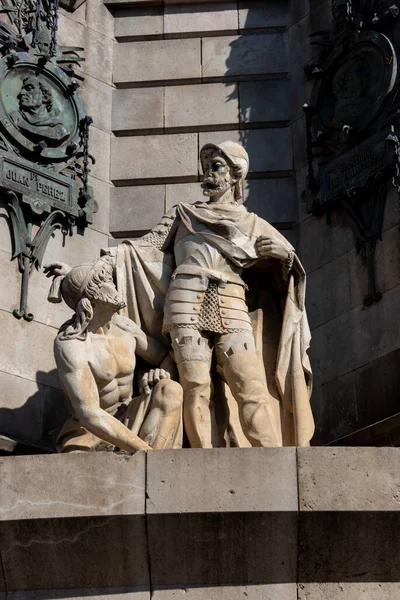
[106,202,314,447]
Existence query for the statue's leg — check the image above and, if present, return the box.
[140,379,183,449]
[171,328,218,448]
[215,332,282,447]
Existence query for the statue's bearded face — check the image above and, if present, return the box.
[201,150,235,199]
[94,280,126,311]
[19,79,43,110]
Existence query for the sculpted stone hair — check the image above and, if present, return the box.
[58,257,114,341]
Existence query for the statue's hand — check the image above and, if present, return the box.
[43,262,71,278]
[255,236,290,261]
[140,368,170,395]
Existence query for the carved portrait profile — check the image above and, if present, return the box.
[9,75,69,146]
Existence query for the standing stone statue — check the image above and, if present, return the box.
[45,256,183,452]
[103,141,314,448]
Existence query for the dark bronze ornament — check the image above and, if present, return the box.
[0,0,96,321]
[304,3,400,306]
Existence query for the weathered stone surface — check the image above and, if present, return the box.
[298,583,400,600]
[164,2,238,35]
[0,454,148,590]
[310,284,400,387]
[165,83,238,129]
[111,134,198,181]
[202,33,288,78]
[348,226,400,308]
[147,449,297,586]
[292,116,307,171]
[244,178,296,224]
[7,589,149,600]
[114,6,163,39]
[110,185,165,233]
[114,39,201,84]
[112,88,164,132]
[288,0,310,27]
[0,248,69,329]
[58,15,113,85]
[239,79,291,123]
[297,212,354,274]
[355,348,400,429]
[89,127,111,183]
[239,0,287,29]
[44,221,109,267]
[153,584,296,600]
[166,182,201,210]
[86,0,115,38]
[81,75,113,134]
[0,309,60,388]
[299,446,400,510]
[147,448,297,513]
[0,453,145,520]
[199,129,293,172]
[298,448,400,584]
[88,176,112,236]
[40,384,72,450]
[310,372,357,446]
[306,253,351,330]
[0,371,43,447]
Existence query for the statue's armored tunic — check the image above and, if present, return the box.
[163,220,252,334]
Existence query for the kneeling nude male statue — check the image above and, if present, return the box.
[45,256,183,452]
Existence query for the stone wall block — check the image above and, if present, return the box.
[114,7,163,39]
[239,0,287,29]
[89,127,111,183]
[0,454,148,590]
[0,310,60,389]
[202,33,288,78]
[110,186,165,233]
[112,88,164,132]
[165,83,238,129]
[146,449,298,587]
[44,227,109,271]
[0,245,72,331]
[164,2,238,35]
[297,212,354,274]
[244,178,296,224]
[153,584,296,600]
[81,75,113,134]
[114,39,201,84]
[111,134,198,181]
[165,182,201,210]
[7,589,150,600]
[298,583,400,600]
[0,371,44,447]
[348,225,400,308]
[310,372,358,446]
[199,129,293,172]
[58,16,113,85]
[86,0,115,38]
[298,448,400,584]
[0,453,145,520]
[147,448,297,514]
[306,253,351,330]
[355,348,400,429]
[239,79,291,123]
[88,176,112,236]
[310,284,400,386]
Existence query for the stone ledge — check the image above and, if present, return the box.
[0,448,398,596]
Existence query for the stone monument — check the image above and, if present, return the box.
[48,140,314,450]
[45,256,183,452]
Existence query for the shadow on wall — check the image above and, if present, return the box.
[0,370,71,454]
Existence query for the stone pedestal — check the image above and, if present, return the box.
[0,448,399,599]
